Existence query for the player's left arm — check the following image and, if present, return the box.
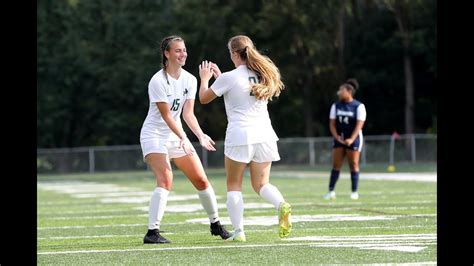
[182,99,216,151]
[199,60,218,104]
[345,104,367,146]
[345,120,365,146]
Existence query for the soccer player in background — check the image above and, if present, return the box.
[198,35,292,241]
[323,79,367,200]
[140,36,230,244]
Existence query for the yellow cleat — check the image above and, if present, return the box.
[278,202,292,238]
[225,231,246,242]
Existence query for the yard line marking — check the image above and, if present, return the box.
[283,233,436,241]
[37,235,436,255]
[48,214,148,220]
[133,202,274,213]
[372,262,436,265]
[37,223,184,230]
[187,214,396,226]
[37,243,326,255]
[38,181,220,204]
[38,214,435,229]
[39,209,132,215]
[38,234,145,240]
[272,172,437,182]
[285,233,436,253]
[37,222,435,234]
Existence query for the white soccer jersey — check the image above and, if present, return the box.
[210,65,279,146]
[140,69,197,142]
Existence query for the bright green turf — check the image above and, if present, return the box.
[37,168,436,264]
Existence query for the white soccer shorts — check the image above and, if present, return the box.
[224,142,280,164]
[140,139,187,160]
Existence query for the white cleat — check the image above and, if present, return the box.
[323,191,336,200]
[225,230,246,242]
[350,192,359,200]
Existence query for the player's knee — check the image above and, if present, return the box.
[349,162,359,171]
[227,179,242,191]
[194,177,209,190]
[158,179,173,190]
[252,182,265,194]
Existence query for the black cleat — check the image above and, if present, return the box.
[143,229,171,244]
[210,221,231,239]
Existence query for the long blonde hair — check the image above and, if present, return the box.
[228,35,284,101]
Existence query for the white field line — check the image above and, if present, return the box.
[39,209,132,215]
[272,172,437,182]
[37,234,436,255]
[38,236,436,244]
[48,214,148,220]
[287,234,437,253]
[38,214,435,230]
[40,202,276,220]
[38,223,175,230]
[38,234,146,240]
[38,224,431,235]
[186,214,398,226]
[372,262,437,265]
[37,242,316,255]
[308,243,433,252]
[283,233,436,241]
[38,181,214,204]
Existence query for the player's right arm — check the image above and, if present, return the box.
[329,104,344,144]
[156,102,195,155]
[330,119,344,144]
[156,102,186,140]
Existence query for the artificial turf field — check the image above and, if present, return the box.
[38,165,437,264]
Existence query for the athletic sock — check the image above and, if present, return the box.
[351,171,360,192]
[148,187,169,230]
[329,169,340,191]
[226,191,244,233]
[259,183,285,210]
[198,185,220,223]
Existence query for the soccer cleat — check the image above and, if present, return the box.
[278,202,292,238]
[350,192,359,200]
[210,221,231,239]
[225,230,246,242]
[143,229,171,244]
[323,191,336,200]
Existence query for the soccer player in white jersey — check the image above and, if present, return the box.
[140,36,230,244]
[198,35,292,241]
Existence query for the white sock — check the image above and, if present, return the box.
[259,183,285,210]
[227,191,244,233]
[148,187,169,230]
[198,185,219,223]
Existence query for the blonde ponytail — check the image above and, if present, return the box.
[228,35,284,101]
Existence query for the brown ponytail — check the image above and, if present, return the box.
[228,35,285,101]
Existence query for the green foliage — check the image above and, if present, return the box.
[37,0,436,147]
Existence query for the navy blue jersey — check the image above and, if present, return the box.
[330,100,366,139]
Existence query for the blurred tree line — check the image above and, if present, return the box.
[37,0,436,148]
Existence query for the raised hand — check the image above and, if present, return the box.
[199,60,213,82]
[210,62,221,79]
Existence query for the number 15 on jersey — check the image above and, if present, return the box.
[170,99,180,111]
